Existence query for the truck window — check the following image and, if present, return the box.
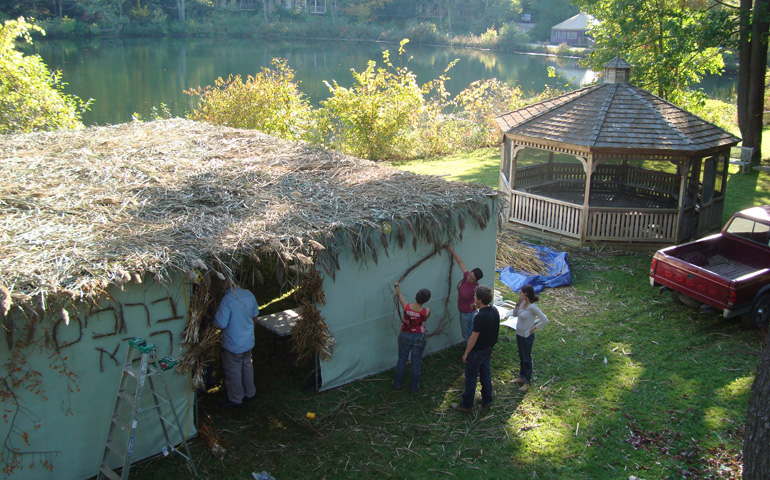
[726,217,770,244]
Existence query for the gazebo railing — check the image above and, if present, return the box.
[510,191,583,238]
[585,207,678,242]
[508,191,679,243]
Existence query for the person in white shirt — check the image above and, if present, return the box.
[510,284,549,392]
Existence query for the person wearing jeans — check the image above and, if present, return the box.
[510,284,550,392]
[454,285,500,413]
[392,283,432,393]
[445,245,484,341]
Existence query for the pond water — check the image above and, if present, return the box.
[25,37,736,126]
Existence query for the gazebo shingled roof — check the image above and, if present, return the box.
[495,76,740,153]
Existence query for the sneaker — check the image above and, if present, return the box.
[476,397,492,410]
[451,403,472,414]
[391,381,402,391]
[510,378,525,384]
[219,398,242,408]
[244,394,256,403]
[519,383,530,392]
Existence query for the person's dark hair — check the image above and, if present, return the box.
[415,288,431,304]
[474,285,493,306]
[471,268,484,281]
[521,284,539,303]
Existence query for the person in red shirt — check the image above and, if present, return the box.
[446,245,484,341]
[392,282,432,393]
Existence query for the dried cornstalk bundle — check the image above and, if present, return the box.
[198,416,226,459]
[181,284,213,345]
[292,297,335,362]
[175,324,220,387]
[0,119,494,311]
[496,230,548,274]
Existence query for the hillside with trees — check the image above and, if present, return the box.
[0,0,577,43]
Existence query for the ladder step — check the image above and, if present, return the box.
[124,365,159,378]
[111,415,130,432]
[99,466,122,480]
[117,390,134,403]
[105,440,126,459]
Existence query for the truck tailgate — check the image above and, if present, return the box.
[651,252,730,309]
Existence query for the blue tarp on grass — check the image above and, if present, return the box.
[498,244,572,294]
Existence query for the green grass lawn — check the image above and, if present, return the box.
[131,149,770,480]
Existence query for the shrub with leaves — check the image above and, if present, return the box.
[0,17,89,134]
[186,58,314,142]
[453,78,525,146]
[317,40,425,160]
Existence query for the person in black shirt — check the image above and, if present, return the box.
[453,285,500,413]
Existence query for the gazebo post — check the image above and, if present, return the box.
[578,154,592,243]
[675,158,690,243]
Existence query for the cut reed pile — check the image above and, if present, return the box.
[0,119,495,311]
[496,230,548,274]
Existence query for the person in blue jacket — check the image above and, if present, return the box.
[214,278,260,407]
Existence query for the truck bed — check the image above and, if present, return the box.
[700,255,758,280]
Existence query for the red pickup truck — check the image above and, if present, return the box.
[650,205,770,328]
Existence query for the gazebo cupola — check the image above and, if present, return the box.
[494,56,741,247]
[603,56,631,84]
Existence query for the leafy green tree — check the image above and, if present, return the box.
[186,58,314,142]
[317,39,426,160]
[0,17,88,133]
[577,0,732,104]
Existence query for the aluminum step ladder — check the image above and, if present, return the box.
[97,338,197,480]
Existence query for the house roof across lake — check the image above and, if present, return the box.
[0,119,494,305]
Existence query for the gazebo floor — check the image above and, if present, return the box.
[520,188,678,209]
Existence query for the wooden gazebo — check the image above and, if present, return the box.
[495,58,741,247]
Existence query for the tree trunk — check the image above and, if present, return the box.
[262,0,269,21]
[744,332,770,479]
[737,0,769,165]
[177,0,186,22]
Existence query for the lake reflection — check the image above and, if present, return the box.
[26,37,733,126]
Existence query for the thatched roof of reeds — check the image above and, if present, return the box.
[1,119,495,308]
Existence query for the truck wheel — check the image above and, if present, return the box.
[748,293,770,329]
[671,290,703,309]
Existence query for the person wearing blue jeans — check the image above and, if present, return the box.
[510,284,550,392]
[392,282,432,392]
[454,285,500,413]
[446,245,483,341]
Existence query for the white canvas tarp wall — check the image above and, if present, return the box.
[318,200,497,391]
[0,275,196,480]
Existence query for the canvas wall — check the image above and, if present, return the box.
[318,198,498,391]
[0,274,196,480]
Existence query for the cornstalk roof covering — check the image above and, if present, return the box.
[495,81,740,155]
[0,119,494,307]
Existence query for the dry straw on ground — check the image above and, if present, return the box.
[496,230,548,274]
[0,119,495,310]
